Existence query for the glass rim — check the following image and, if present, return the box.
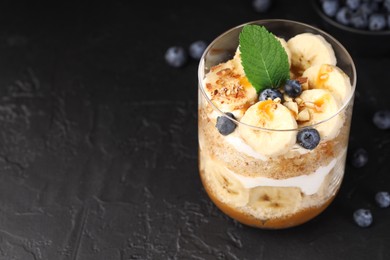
[198,19,357,132]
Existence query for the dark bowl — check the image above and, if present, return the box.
[311,0,390,57]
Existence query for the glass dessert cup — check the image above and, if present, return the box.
[198,19,356,229]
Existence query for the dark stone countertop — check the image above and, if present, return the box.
[0,1,389,259]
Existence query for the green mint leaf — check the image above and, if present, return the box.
[239,25,290,93]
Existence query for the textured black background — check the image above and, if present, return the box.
[0,0,389,259]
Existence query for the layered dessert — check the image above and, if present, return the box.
[198,23,355,229]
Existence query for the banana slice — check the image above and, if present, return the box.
[204,158,249,207]
[302,64,352,103]
[203,59,257,118]
[232,47,245,75]
[248,186,302,214]
[239,100,297,157]
[287,33,337,75]
[299,89,343,140]
[277,37,291,67]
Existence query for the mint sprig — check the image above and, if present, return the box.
[239,25,290,93]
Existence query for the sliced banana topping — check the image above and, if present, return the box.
[248,186,302,214]
[203,30,350,157]
[277,37,291,67]
[287,33,336,75]
[302,64,352,103]
[239,100,298,157]
[203,59,257,119]
[299,89,343,140]
[232,47,245,75]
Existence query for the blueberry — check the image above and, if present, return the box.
[384,0,390,12]
[369,13,386,31]
[375,191,390,208]
[353,209,373,227]
[388,14,390,29]
[322,0,339,17]
[359,2,378,17]
[216,112,237,136]
[297,128,321,150]
[336,7,351,25]
[372,110,390,130]
[346,0,361,10]
[350,148,368,168]
[350,11,368,28]
[259,88,283,101]
[189,40,208,60]
[165,46,188,68]
[252,0,272,13]
[283,79,302,98]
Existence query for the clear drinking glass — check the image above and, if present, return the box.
[198,19,356,229]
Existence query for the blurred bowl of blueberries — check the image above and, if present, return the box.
[312,0,390,56]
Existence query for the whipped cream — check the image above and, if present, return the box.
[225,134,269,161]
[225,132,311,161]
[228,157,338,195]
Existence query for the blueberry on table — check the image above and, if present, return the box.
[216,112,237,136]
[372,110,390,130]
[369,13,386,31]
[165,46,188,68]
[283,79,302,98]
[252,0,272,13]
[375,191,390,208]
[349,148,368,168]
[353,209,373,228]
[189,40,208,60]
[322,0,339,17]
[297,128,321,150]
[259,88,283,101]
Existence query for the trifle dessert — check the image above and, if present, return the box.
[198,20,356,229]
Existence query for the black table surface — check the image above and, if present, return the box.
[0,1,389,259]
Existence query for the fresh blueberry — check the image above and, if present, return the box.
[384,0,390,12]
[259,88,283,101]
[252,0,272,13]
[372,110,390,130]
[369,13,386,31]
[297,128,321,150]
[349,148,368,168]
[346,0,361,10]
[359,2,378,17]
[375,191,390,208]
[165,46,188,68]
[388,14,390,29]
[336,7,351,25]
[283,79,302,98]
[216,112,237,136]
[350,11,368,28]
[353,209,373,227]
[322,0,339,17]
[189,40,208,60]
